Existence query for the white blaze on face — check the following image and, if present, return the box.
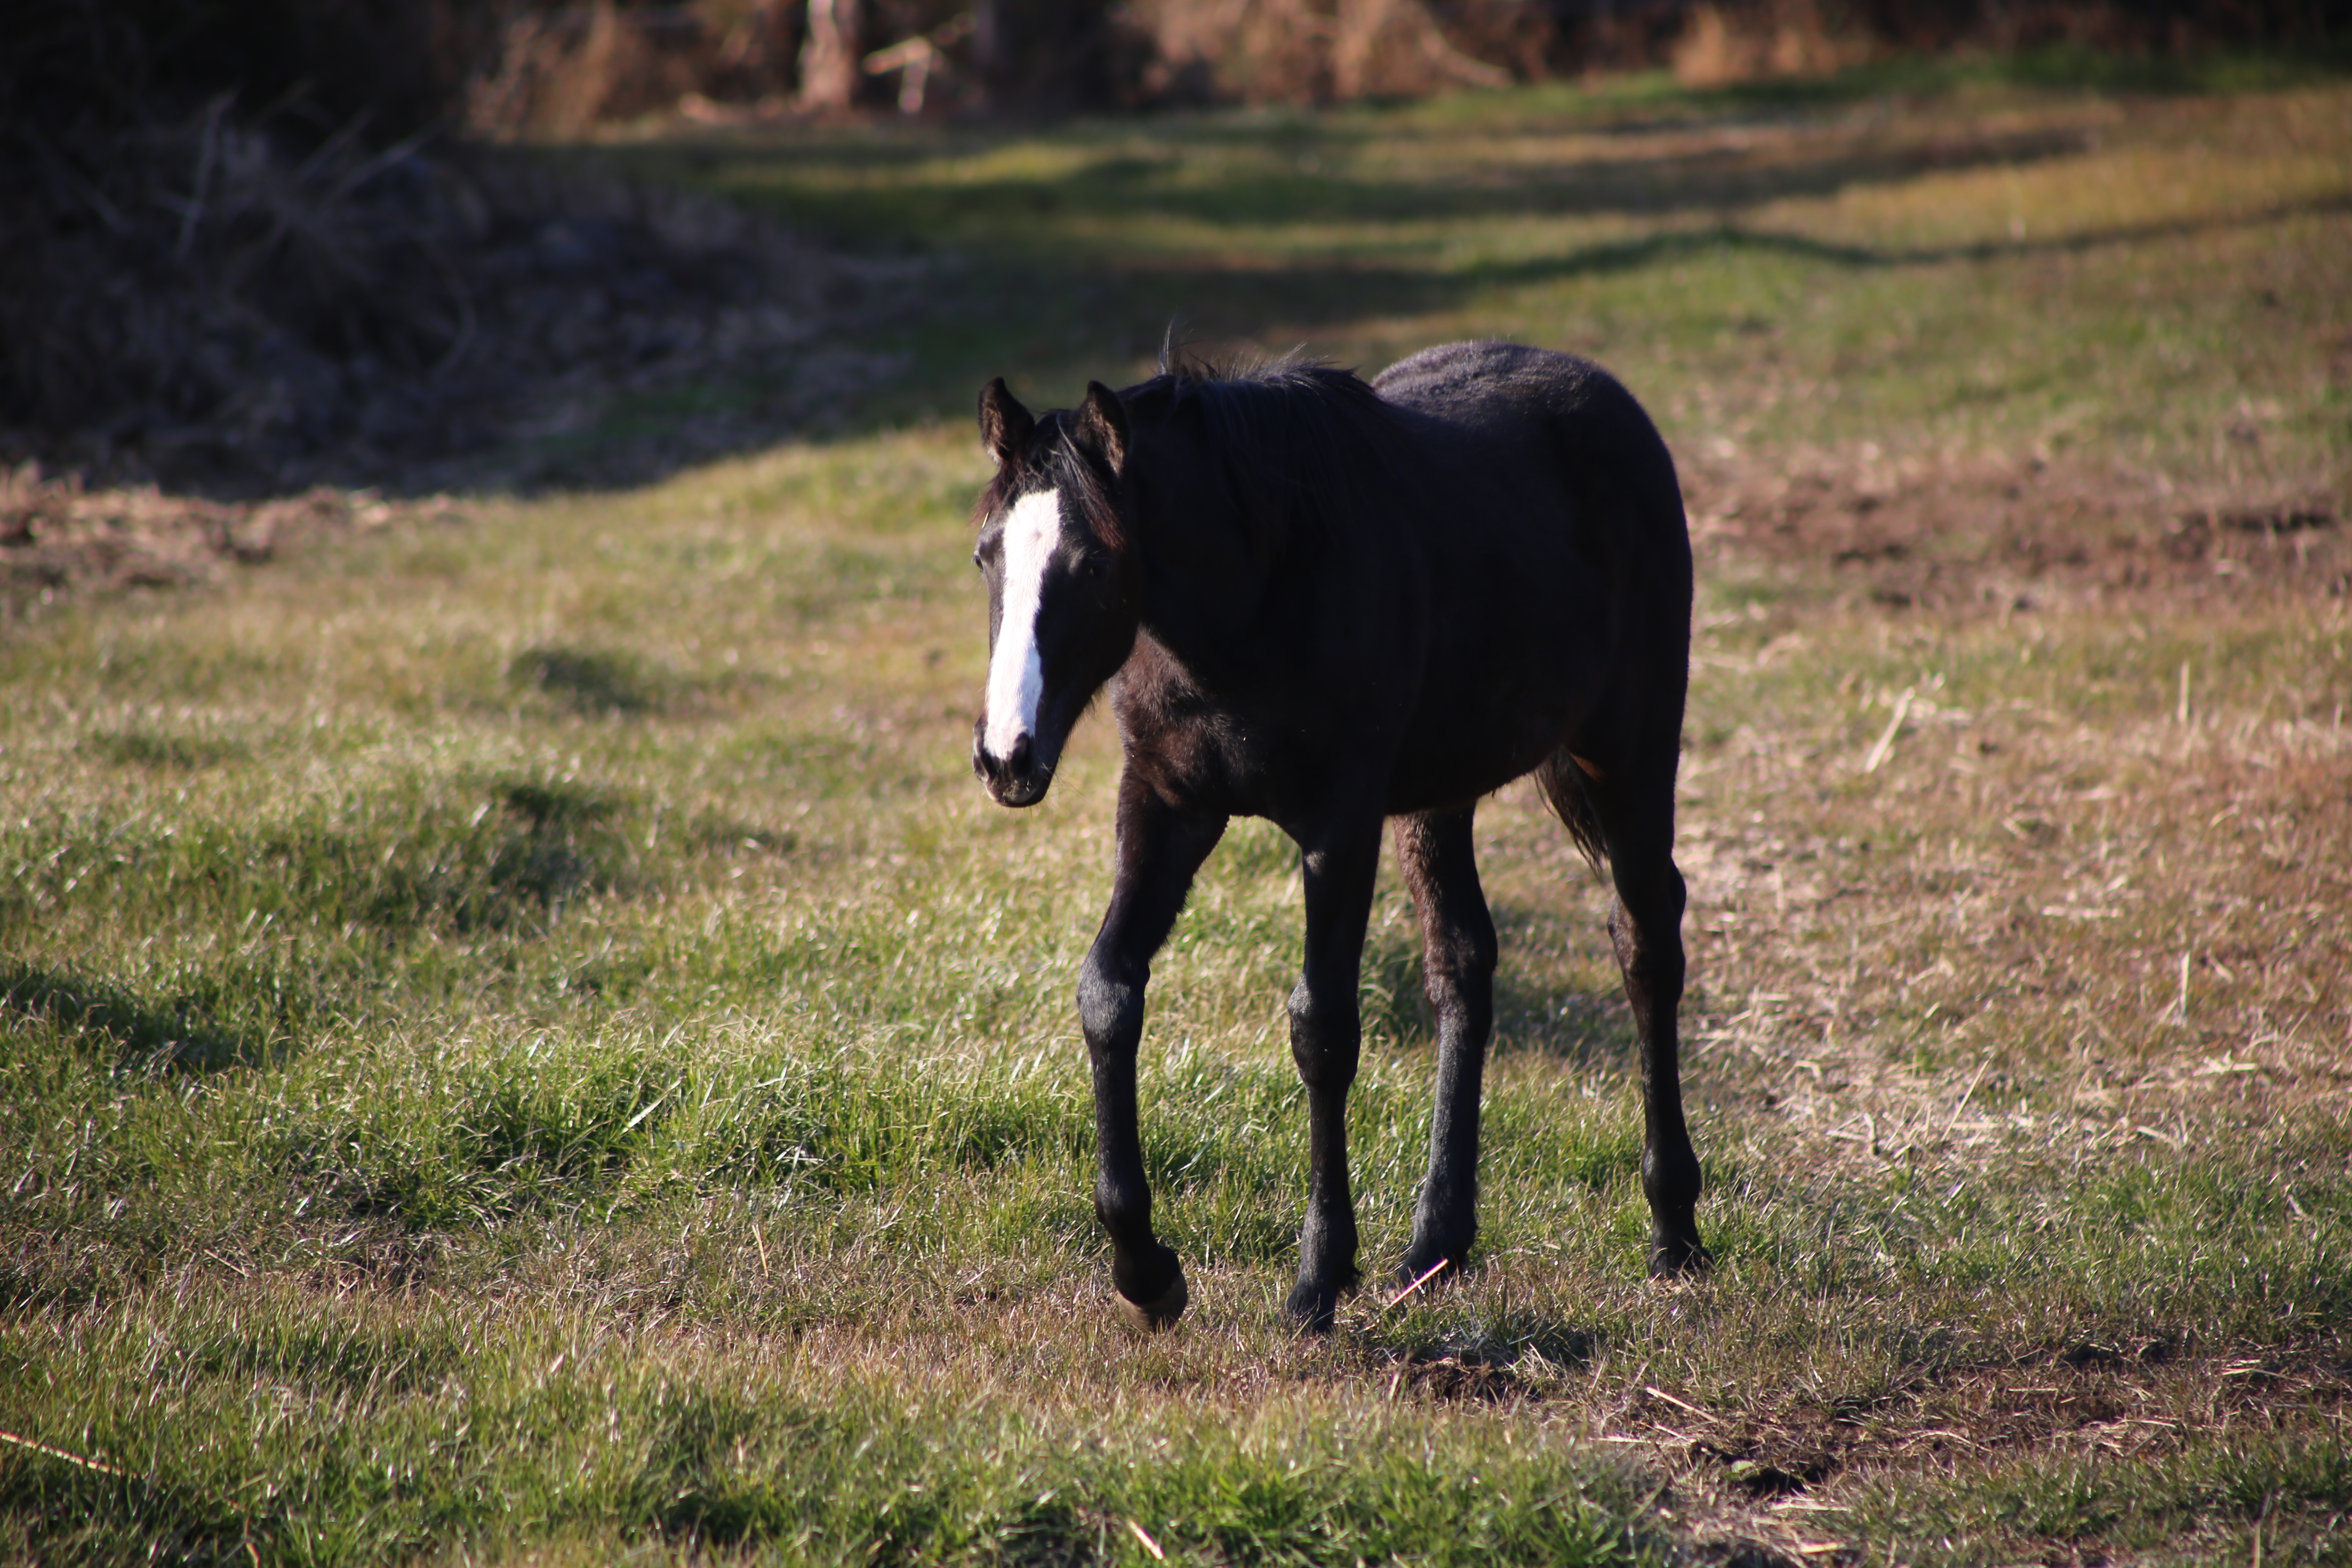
[983,487,1062,761]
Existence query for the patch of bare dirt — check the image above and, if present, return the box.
[1640,1339,2352,1491]
[0,467,459,619]
[1684,452,2349,609]
[1610,1339,2352,1566]
[1373,1320,1598,1403]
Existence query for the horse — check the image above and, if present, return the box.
[966,341,1703,1331]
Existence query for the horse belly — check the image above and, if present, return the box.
[1384,672,1597,814]
[1381,521,1610,813]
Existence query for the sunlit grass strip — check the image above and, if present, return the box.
[1,1285,1654,1568]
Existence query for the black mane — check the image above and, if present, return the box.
[974,356,1407,553]
[1122,356,1405,543]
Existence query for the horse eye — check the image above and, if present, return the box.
[1079,556,1105,580]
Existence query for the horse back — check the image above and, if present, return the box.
[1366,341,1692,806]
[1374,342,1688,572]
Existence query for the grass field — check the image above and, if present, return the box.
[6,53,2352,1568]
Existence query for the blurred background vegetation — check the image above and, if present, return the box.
[3,0,2342,506]
[11,0,2343,132]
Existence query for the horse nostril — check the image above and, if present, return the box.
[972,719,1004,783]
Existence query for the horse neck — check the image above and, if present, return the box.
[1130,501,1285,685]
[1119,404,1366,684]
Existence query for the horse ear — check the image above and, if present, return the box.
[1075,381,1129,477]
[978,378,1033,466]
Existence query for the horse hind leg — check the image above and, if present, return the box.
[1394,807,1498,1286]
[1545,745,1708,1276]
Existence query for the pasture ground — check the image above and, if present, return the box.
[5,53,2352,1568]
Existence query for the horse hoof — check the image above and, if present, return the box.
[1284,1278,1346,1333]
[1394,1247,1461,1294]
[1648,1234,1712,1278]
[1115,1268,1189,1332]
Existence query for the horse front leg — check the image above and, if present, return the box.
[1395,806,1498,1285]
[1285,817,1383,1330]
[1080,775,1227,1330]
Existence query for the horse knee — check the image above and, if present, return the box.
[1608,900,1684,984]
[1077,954,1144,1050]
[1608,866,1684,937]
[1468,926,1499,980]
[1424,926,1498,1015]
[1287,978,1360,1087]
[1617,942,1685,997]
[1423,978,1493,1054]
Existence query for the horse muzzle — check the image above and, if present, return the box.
[972,723,1054,807]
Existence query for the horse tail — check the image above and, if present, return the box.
[1534,748,1608,872]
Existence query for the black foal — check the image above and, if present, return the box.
[967,342,1703,1330]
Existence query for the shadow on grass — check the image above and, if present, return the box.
[0,961,270,1074]
[1370,1307,1600,1402]
[1490,902,1642,1071]
[81,730,252,771]
[619,119,2344,478]
[0,780,655,1066]
[1479,190,2352,278]
[114,50,2352,501]
[1494,977,1640,1071]
[620,113,2104,436]
[1358,899,1641,1070]
[696,121,2098,238]
[997,188,2352,375]
[509,644,677,717]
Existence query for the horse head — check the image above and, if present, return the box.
[969,377,1140,808]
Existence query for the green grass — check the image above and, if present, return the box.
[7,60,2352,1568]
[606,60,2350,491]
